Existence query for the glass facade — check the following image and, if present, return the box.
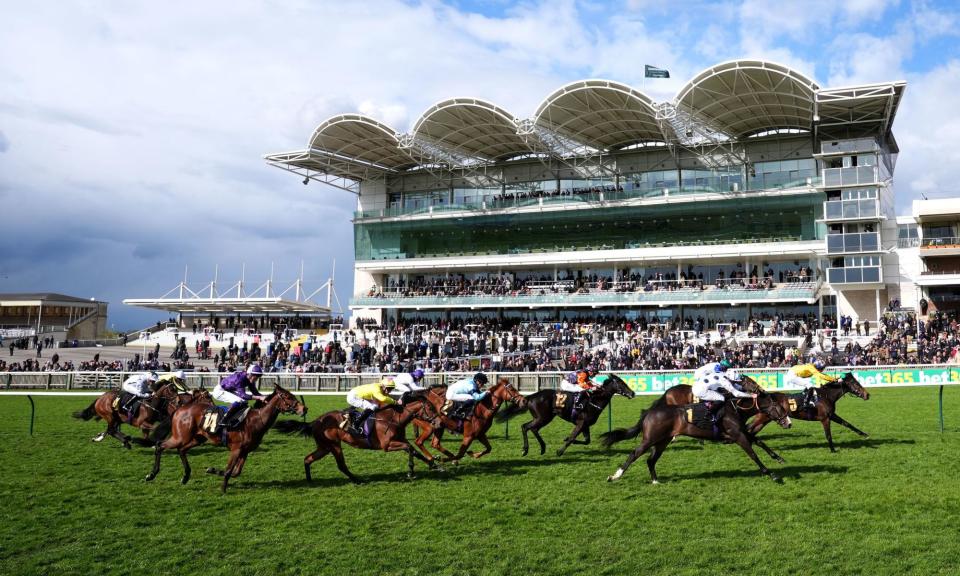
[826,232,880,255]
[748,159,817,191]
[355,195,822,261]
[827,255,882,284]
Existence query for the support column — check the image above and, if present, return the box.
[875,288,881,322]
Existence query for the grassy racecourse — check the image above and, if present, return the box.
[0,387,959,575]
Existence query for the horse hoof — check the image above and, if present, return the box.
[770,474,783,483]
[606,476,616,482]
[776,458,786,464]
[124,443,132,450]
[520,450,528,457]
[206,467,217,474]
[651,480,659,485]
[181,477,190,485]
[144,474,154,482]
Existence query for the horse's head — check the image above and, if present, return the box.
[602,374,636,399]
[269,385,308,417]
[841,372,870,400]
[738,375,764,395]
[401,391,442,427]
[757,393,791,429]
[491,378,525,407]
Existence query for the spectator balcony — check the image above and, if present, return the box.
[915,268,960,287]
[826,232,880,255]
[822,198,879,223]
[822,166,877,188]
[816,138,879,157]
[350,281,820,310]
[827,266,882,285]
[920,237,960,257]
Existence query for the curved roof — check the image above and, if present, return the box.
[676,60,820,138]
[307,114,414,170]
[410,98,532,161]
[534,80,664,150]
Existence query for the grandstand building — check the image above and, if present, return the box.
[267,59,912,328]
[0,293,108,340]
[897,198,960,313]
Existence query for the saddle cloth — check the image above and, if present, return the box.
[684,402,718,433]
[201,405,249,435]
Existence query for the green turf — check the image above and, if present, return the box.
[0,388,959,576]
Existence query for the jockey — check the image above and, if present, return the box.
[212,364,267,429]
[345,378,396,433]
[691,361,755,422]
[391,368,426,403]
[785,359,837,407]
[155,370,189,393]
[445,372,489,419]
[692,359,732,386]
[120,371,158,411]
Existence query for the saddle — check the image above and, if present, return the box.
[115,392,143,420]
[442,400,474,422]
[339,408,371,439]
[201,405,249,436]
[786,392,817,414]
[684,402,722,437]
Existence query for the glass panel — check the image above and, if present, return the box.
[861,232,879,252]
[859,199,876,218]
[825,201,843,220]
[842,201,859,219]
[824,169,842,187]
[827,235,844,254]
[828,268,845,283]
[862,267,881,282]
[844,234,862,252]
[858,166,875,183]
[846,268,863,283]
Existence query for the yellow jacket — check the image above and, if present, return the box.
[788,364,838,386]
[156,373,189,393]
[352,382,395,404]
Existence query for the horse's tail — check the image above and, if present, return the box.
[72,401,98,421]
[273,419,312,437]
[495,401,527,423]
[600,413,645,448]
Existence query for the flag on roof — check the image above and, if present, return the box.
[645,65,670,79]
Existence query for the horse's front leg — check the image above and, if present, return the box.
[830,413,869,438]
[557,419,586,456]
[733,433,780,482]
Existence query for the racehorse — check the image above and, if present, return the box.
[637,376,787,463]
[274,393,443,484]
[410,378,525,464]
[601,390,792,483]
[495,374,635,456]
[747,372,870,452]
[145,385,306,492]
[72,381,196,448]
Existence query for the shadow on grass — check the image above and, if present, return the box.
[783,437,913,450]
[665,463,850,482]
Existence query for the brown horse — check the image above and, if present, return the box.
[747,372,870,452]
[602,391,792,483]
[496,374,635,457]
[72,381,195,448]
[411,379,525,463]
[638,377,787,463]
[274,394,443,484]
[145,385,306,492]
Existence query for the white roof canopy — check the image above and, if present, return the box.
[267,59,906,188]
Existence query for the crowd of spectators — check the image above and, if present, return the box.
[367,267,816,299]
[2,310,957,375]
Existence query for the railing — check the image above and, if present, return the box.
[921,269,960,276]
[826,232,880,255]
[820,138,878,155]
[365,235,809,261]
[2,364,958,395]
[353,177,821,221]
[351,283,819,308]
[921,237,960,248]
[827,266,882,284]
[823,166,877,187]
[824,198,878,221]
[898,238,921,248]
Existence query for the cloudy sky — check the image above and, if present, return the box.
[1,0,958,330]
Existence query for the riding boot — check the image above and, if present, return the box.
[352,409,373,434]
[804,387,816,408]
[573,393,585,411]
[221,402,246,430]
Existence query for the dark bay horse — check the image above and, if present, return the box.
[602,392,792,483]
[72,381,195,448]
[639,377,787,463]
[747,372,870,452]
[496,374,635,456]
[145,385,306,492]
[274,394,443,484]
[411,379,525,464]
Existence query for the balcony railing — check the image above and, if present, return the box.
[826,232,880,255]
[898,238,921,249]
[827,266,882,284]
[350,283,819,308]
[354,176,822,220]
[921,237,960,248]
[822,166,877,188]
[921,268,960,275]
[819,138,878,156]
[824,198,879,221]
